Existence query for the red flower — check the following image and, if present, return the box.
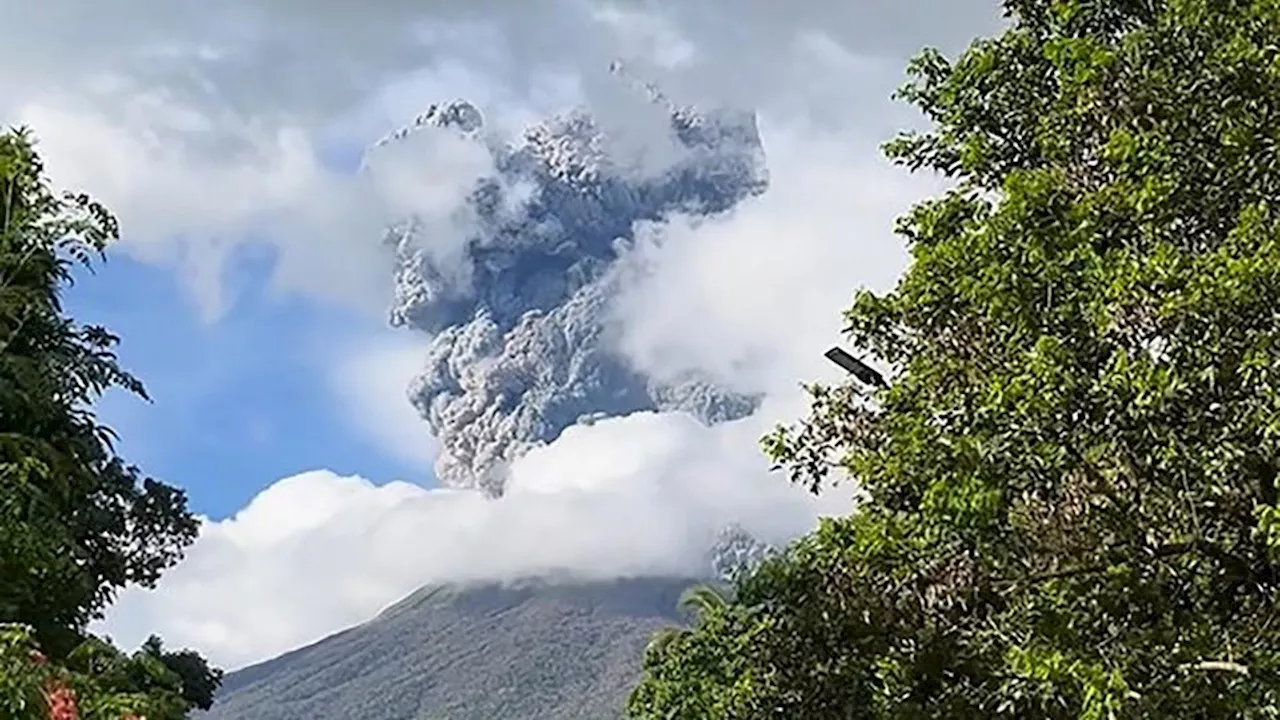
[43,680,79,720]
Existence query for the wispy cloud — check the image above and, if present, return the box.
[325,333,438,470]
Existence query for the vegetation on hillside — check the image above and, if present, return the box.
[629,1,1280,717]
[0,128,222,719]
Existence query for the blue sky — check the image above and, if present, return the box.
[65,248,430,520]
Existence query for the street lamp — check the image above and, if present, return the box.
[823,347,885,388]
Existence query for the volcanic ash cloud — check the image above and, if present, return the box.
[369,85,771,497]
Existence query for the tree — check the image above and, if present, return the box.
[646,584,734,657]
[0,128,221,717]
[628,1,1280,717]
[1,624,221,720]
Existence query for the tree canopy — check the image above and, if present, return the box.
[629,0,1280,717]
[0,128,221,718]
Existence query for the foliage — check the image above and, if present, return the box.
[1,623,220,720]
[629,1,1280,717]
[0,128,221,716]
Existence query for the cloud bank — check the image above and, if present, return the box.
[106,409,847,670]
[0,0,1003,670]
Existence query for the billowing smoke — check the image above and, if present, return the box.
[370,71,771,497]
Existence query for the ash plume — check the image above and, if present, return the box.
[368,72,769,498]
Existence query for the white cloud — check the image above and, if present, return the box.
[100,410,845,670]
[610,121,949,399]
[14,96,353,319]
[326,334,438,470]
[11,85,506,320]
[0,0,1003,319]
[5,0,1008,675]
[588,4,698,70]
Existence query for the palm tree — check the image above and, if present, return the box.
[677,583,731,619]
[645,583,733,654]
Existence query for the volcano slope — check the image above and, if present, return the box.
[199,527,773,719]
[198,578,695,720]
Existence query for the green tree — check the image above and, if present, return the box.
[629,0,1280,717]
[646,584,734,656]
[0,128,221,716]
[1,623,220,720]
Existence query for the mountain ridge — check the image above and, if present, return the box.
[198,576,708,720]
[200,531,773,718]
